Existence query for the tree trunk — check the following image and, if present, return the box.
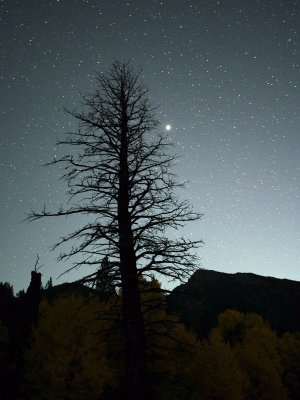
[26,270,42,327]
[119,243,151,399]
[118,91,152,399]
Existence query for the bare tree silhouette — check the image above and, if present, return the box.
[27,61,202,399]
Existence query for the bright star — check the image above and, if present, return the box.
[165,124,171,131]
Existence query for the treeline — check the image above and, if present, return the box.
[0,279,299,400]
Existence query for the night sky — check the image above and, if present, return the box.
[1,0,299,292]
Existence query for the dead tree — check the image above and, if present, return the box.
[27,61,202,399]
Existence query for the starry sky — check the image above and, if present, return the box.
[0,0,299,292]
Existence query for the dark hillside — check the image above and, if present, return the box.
[167,269,300,338]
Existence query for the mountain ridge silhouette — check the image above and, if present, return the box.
[166,269,300,338]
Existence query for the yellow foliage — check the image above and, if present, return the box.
[196,329,249,400]
[23,292,119,400]
[216,309,288,400]
[140,278,202,399]
[24,280,202,400]
[278,332,300,399]
[23,282,297,400]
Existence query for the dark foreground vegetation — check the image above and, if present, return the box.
[0,269,299,400]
